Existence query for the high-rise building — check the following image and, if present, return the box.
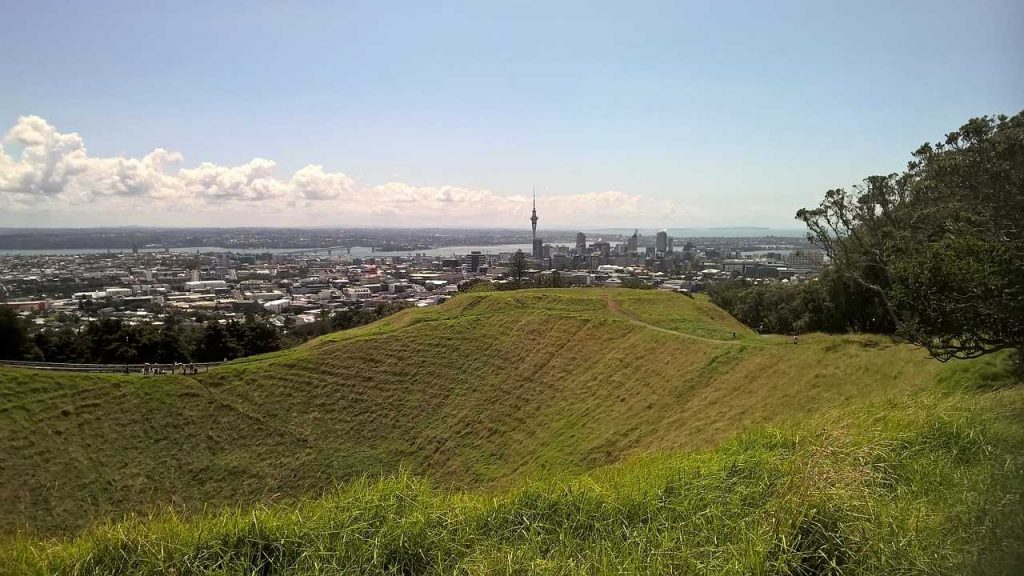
[575,232,587,252]
[656,229,669,253]
[628,229,639,253]
[533,238,544,260]
[467,251,485,272]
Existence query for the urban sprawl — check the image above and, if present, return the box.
[1,204,824,360]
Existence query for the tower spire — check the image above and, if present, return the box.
[530,187,538,242]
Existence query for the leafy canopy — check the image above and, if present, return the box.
[798,112,1023,361]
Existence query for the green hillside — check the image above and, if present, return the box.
[1,288,1022,574]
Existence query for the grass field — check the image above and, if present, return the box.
[1,288,1021,574]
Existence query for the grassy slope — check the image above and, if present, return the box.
[0,288,1021,572]
[4,365,1022,575]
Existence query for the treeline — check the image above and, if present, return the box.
[707,269,893,335]
[30,316,280,364]
[285,302,410,340]
[718,111,1021,373]
[461,270,587,292]
[462,268,654,293]
[0,303,409,364]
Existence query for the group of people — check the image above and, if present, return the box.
[176,363,202,375]
[127,363,202,375]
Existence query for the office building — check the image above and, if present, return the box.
[656,229,669,253]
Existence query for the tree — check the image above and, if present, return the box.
[708,271,897,337]
[508,250,528,286]
[196,321,242,362]
[83,318,131,363]
[459,278,495,293]
[534,270,564,288]
[154,323,191,363]
[796,175,904,328]
[127,323,161,364]
[620,277,654,290]
[230,318,281,356]
[33,327,86,363]
[0,306,29,360]
[798,112,1023,363]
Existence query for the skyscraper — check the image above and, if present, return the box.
[467,251,485,272]
[575,232,587,252]
[656,229,669,253]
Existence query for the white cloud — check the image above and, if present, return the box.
[0,115,692,227]
[179,158,285,202]
[290,165,355,201]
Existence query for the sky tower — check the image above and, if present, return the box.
[530,189,543,259]
[530,188,538,243]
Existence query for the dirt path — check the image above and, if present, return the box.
[604,296,766,346]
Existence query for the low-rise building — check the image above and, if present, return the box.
[263,298,291,313]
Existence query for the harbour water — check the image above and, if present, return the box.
[0,243,549,257]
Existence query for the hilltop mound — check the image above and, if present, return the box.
[0,289,1009,538]
[6,361,1024,575]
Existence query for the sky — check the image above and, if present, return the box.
[0,0,1021,229]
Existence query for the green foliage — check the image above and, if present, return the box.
[27,304,407,364]
[30,326,88,362]
[533,269,566,288]
[195,320,243,362]
[508,249,528,285]
[0,306,30,360]
[618,277,654,289]
[458,278,496,292]
[708,269,894,335]
[798,111,1024,361]
[285,302,410,341]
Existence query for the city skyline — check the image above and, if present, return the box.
[1,1,1021,229]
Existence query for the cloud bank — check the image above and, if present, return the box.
[0,115,686,227]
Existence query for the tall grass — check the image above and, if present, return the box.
[1,289,962,536]
[4,389,1021,575]
[2,290,1020,574]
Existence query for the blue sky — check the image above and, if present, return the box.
[0,0,1021,228]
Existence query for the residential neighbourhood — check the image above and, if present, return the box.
[0,224,824,342]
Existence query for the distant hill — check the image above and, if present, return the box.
[1,288,1021,574]
[588,226,807,237]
